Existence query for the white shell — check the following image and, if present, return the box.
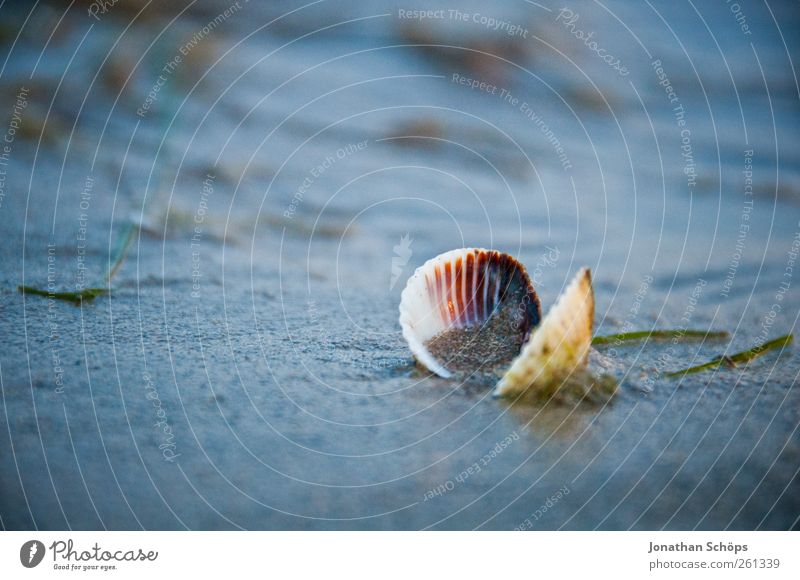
[398,248,540,378]
[493,267,594,397]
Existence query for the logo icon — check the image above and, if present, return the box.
[390,233,413,290]
[20,540,45,568]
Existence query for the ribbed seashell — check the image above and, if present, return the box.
[398,248,541,378]
[493,267,594,398]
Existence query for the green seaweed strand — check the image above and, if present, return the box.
[17,285,106,304]
[664,334,794,377]
[592,329,729,345]
[18,40,179,304]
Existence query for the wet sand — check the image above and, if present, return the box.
[0,1,798,530]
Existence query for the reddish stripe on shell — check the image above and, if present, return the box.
[485,251,498,316]
[454,256,466,325]
[475,250,487,322]
[444,260,455,324]
[434,265,447,325]
[464,251,477,325]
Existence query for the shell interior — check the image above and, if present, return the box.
[399,248,541,377]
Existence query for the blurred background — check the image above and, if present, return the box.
[0,0,798,530]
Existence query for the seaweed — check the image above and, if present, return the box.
[18,286,107,304]
[592,329,729,345]
[664,334,794,377]
[18,220,137,304]
[15,40,180,305]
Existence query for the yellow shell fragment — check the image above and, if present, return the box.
[493,268,594,398]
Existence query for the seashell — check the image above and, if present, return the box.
[493,267,594,398]
[399,248,541,378]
